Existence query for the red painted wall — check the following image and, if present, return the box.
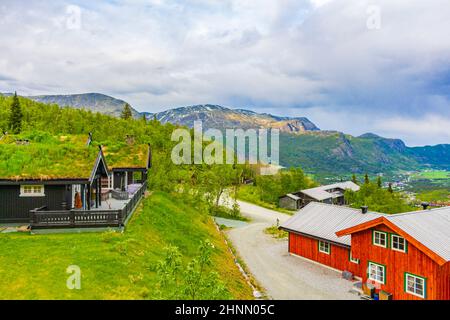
[288,233,362,277]
[350,225,450,300]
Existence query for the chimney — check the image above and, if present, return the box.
[421,202,430,210]
[361,206,369,214]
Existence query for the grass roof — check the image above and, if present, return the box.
[0,132,149,181]
[102,142,149,170]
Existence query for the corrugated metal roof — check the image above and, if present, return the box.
[385,207,450,261]
[280,202,382,246]
[300,181,360,201]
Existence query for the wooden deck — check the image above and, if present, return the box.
[30,182,147,229]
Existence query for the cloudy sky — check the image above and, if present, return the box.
[0,0,449,146]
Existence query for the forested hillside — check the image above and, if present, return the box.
[0,95,254,299]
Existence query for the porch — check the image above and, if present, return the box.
[30,181,147,229]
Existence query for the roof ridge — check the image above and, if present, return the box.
[388,206,450,218]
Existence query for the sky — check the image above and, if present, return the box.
[0,0,449,146]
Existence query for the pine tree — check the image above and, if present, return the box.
[352,174,358,185]
[141,114,147,123]
[364,173,370,185]
[8,92,23,134]
[377,176,382,188]
[121,103,133,120]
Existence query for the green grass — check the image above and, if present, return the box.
[0,192,253,300]
[416,189,450,203]
[264,226,288,239]
[0,132,150,180]
[237,185,294,215]
[411,170,450,180]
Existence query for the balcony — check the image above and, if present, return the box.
[30,182,147,229]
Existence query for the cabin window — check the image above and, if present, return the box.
[349,251,360,264]
[318,241,331,254]
[405,273,426,298]
[373,230,388,248]
[20,185,45,197]
[391,234,407,253]
[368,262,385,284]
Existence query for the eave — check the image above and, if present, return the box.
[280,226,351,249]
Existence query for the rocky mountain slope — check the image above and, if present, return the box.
[151,104,320,133]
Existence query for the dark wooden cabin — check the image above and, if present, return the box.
[0,147,109,223]
[0,135,151,227]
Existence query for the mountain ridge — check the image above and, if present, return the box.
[2,92,448,174]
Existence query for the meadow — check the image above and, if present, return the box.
[0,192,253,300]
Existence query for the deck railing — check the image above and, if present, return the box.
[30,181,147,229]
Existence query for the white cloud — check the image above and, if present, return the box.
[0,0,449,145]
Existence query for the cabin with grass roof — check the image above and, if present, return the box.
[0,133,151,228]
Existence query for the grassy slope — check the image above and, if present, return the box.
[0,192,253,300]
[237,185,294,215]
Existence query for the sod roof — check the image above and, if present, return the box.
[0,134,150,181]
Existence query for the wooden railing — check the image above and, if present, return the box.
[30,181,147,229]
[121,181,147,224]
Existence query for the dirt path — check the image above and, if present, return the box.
[226,200,358,300]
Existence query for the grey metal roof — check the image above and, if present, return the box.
[280,202,383,246]
[300,181,360,201]
[385,207,450,262]
[283,193,301,201]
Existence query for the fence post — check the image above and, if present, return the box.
[118,209,123,226]
[30,210,35,227]
[70,210,75,227]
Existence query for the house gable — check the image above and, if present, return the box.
[336,217,447,266]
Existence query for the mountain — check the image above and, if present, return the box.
[280,131,450,174]
[1,93,141,118]
[3,92,447,174]
[151,104,320,133]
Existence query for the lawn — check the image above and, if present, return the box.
[0,192,253,300]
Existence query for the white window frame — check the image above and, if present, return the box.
[391,234,407,253]
[405,273,426,298]
[368,262,385,284]
[20,185,45,197]
[318,241,331,255]
[373,230,388,248]
[349,251,360,264]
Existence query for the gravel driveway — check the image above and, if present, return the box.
[226,200,359,300]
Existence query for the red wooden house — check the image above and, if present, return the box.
[280,202,450,300]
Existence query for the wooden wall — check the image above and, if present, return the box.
[0,184,68,223]
[289,233,362,277]
[350,224,449,300]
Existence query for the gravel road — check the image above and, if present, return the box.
[226,200,359,300]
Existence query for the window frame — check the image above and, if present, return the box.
[372,230,388,248]
[349,250,360,264]
[404,273,426,299]
[391,234,407,253]
[20,185,45,197]
[318,240,331,255]
[368,261,386,284]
